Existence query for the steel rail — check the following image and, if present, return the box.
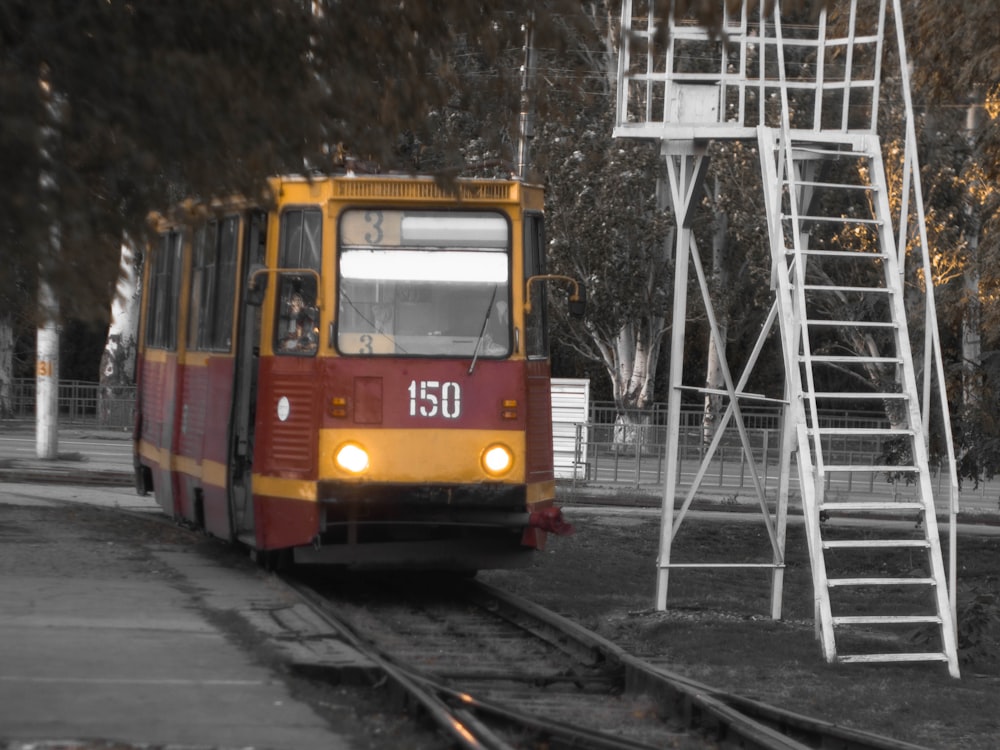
[474,582,931,750]
[283,572,928,750]
[286,575,695,750]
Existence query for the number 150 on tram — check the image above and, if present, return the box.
[134,174,584,571]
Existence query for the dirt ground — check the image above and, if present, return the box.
[481,503,1000,750]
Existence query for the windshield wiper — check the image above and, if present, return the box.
[468,284,499,375]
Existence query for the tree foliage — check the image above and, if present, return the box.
[0,0,571,320]
[902,0,1000,479]
[539,105,673,411]
[531,3,675,415]
[0,0,840,325]
[4,0,992,459]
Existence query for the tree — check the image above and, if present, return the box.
[0,0,873,436]
[99,241,140,427]
[6,2,630,325]
[698,142,775,442]
[906,0,1000,481]
[531,4,675,414]
[0,0,836,317]
[542,114,672,415]
[0,312,12,417]
[0,1,574,438]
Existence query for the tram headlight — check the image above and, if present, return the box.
[334,442,370,474]
[481,443,514,477]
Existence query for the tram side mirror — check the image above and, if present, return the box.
[525,274,587,318]
[245,265,268,307]
[568,284,586,318]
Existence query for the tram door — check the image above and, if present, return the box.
[229,210,267,544]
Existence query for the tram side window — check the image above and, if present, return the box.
[145,230,183,350]
[275,208,321,356]
[246,210,267,268]
[188,216,239,352]
[275,274,318,354]
[212,218,239,347]
[279,208,321,270]
[524,213,548,358]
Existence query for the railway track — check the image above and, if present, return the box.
[279,571,930,750]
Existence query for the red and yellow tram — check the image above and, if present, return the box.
[133,174,580,570]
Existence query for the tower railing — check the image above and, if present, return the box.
[615,0,887,141]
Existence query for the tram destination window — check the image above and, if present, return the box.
[337,210,511,358]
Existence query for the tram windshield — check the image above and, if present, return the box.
[337,210,511,357]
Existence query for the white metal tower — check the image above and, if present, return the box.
[614,0,960,676]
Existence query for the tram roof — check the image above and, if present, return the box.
[148,173,544,229]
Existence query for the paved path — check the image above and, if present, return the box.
[0,422,133,481]
[0,423,374,750]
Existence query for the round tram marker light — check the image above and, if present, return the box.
[334,442,370,474]
[481,444,514,477]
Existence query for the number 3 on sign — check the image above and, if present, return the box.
[37,360,54,377]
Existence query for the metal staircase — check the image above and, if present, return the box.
[614,0,961,676]
[758,126,959,675]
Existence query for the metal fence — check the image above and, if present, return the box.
[571,401,917,496]
[587,400,891,434]
[579,405,997,513]
[3,378,135,429]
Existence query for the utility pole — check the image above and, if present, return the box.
[36,67,61,459]
[516,12,536,180]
